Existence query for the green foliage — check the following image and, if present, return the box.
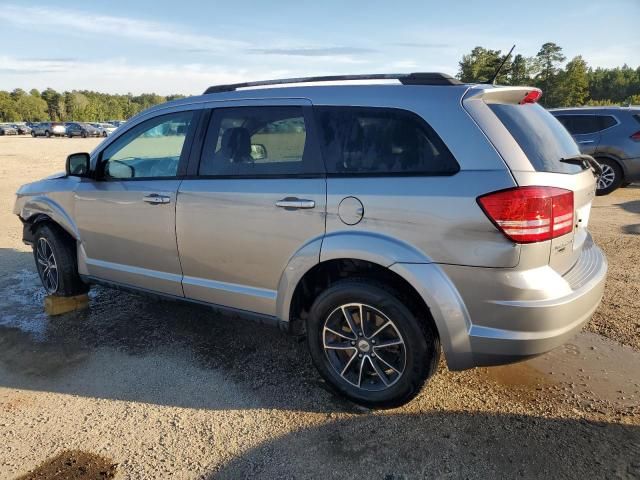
[457,42,640,108]
[0,88,187,122]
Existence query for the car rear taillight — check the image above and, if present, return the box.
[519,90,542,104]
[477,186,574,243]
[631,130,640,142]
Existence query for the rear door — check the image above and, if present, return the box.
[464,89,598,275]
[176,101,326,316]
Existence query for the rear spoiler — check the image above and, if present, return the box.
[463,86,543,105]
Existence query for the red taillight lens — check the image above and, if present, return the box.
[519,90,542,104]
[631,130,640,141]
[478,186,574,243]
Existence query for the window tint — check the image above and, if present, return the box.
[490,103,583,174]
[102,111,193,179]
[598,115,617,130]
[199,107,314,176]
[554,115,601,135]
[315,107,458,175]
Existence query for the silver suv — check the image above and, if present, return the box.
[14,73,608,407]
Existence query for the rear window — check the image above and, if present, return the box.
[489,103,583,174]
[315,106,459,175]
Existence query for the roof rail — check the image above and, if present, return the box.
[203,72,462,94]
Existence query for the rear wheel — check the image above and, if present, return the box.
[33,224,88,296]
[81,131,87,138]
[45,130,51,138]
[596,158,623,195]
[306,279,439,408]
[30,130,36,137]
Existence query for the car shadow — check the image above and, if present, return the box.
[0,248,358,414]
[616,199,640,214]
[207,412,640,479]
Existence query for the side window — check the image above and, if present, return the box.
[598,115,617,130]
[199,106,316,176]
[315,106,459,175]
[101,111,193,179]
[557,115,600,135]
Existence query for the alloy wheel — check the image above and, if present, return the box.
[597,163,616,190]
[322,303,406,391]
[36,238,59,293]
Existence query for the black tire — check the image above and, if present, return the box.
[81,131,87,138]
[103,131,108,137]
[31,131,36,137]
[45,130,51,138]
[595,158,623,196]
[33,223,88,296]
[67,133,73,138]
[306,279,440,408]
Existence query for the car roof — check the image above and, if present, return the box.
[550,106,640,114]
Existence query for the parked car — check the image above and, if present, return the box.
[11,123,32,135]
[31,122,67,137]
[14,73,607,407]
[550,107,640,195]
[0,124,18,135]
[65,122,102,138]
[91,122,117,137]
[106,120,126,127]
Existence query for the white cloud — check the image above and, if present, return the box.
[0,5,246,52]
[0,56,279,94]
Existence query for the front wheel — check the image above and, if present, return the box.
[45,130,51,138]
[306,279,440,408]
[596,158,623,195]
[31,131,36,137]
[33,224,88,296]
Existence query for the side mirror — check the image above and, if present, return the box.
[66,152,91,177]
[251,143,267,161]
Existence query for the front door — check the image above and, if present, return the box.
[176,103,326,316]
[75,110,198,296]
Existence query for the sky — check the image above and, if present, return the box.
[1,0,639,95]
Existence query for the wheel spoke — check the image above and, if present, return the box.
[373,351,401,374]
[373,338,403,349]
[324,341,356,351]
[356,355,365,387]
[368,356,390,386]
[324,326,356,341]
[37,257,48,267]
[341,351,358,376]
[341,306,359,337]
[369,320,392,340]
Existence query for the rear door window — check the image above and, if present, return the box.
[489,103,584,174]
[199,106,321,176]
[315,106,459,175]
[554,115,601,135]
[598,115,617,130]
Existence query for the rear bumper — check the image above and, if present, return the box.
[435,236,607,369]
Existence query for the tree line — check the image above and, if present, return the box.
[457,42,640,108]
[1,42,638,122]
[0,88,185,123]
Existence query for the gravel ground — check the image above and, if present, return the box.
[0,136,639,479]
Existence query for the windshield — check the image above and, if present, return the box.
[489,102,584,174]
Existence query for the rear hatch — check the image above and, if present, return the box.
[463,86,598,275]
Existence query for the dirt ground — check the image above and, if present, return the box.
[0,136,639,479]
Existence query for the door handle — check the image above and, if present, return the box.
[577,140,594,144]
[143,193,171,205]
[275,197,316,209]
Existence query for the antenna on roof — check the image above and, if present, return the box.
[486,44,516,85]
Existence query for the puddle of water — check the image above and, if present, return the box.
[479,332,640,409]
[15,450,117,480]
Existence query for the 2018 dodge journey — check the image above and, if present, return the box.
[14,73,608,407]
